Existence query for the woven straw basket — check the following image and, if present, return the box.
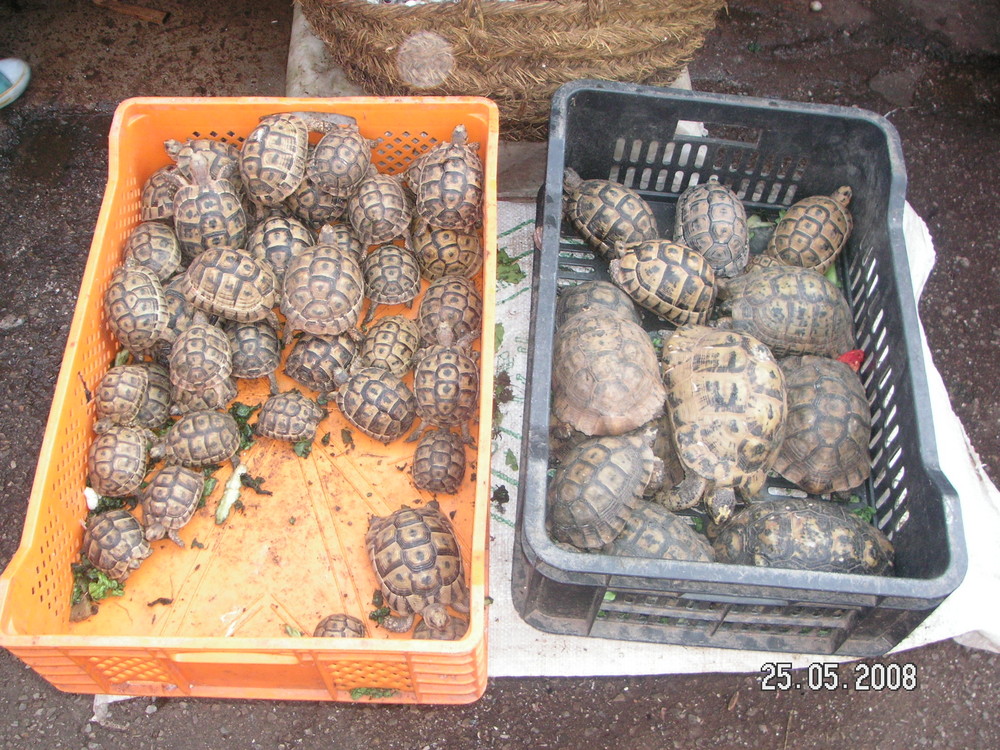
[298,0,724,140]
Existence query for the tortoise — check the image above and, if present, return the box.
[563,168,658,260]
[254,390,327,443]
[715,264,855,359]
[551,310,666,436]
[312,221,364,262]
[168,321,233,390]
[135,362,173,430]
[353,315,420,377]
[239,112,309,207]
[246,214,315,285]
[151,276,208,366]
[601,502,715,562]
[673,177,750,278]
[165,138,241,185]
[774,355,872,495]
[365,500,470,633]
[226,319,281,394]
[140,164,184,222]
[170,376,238,415]
[361,243,423,326]
[411,428,466,494]
[122,220,182,282]
[413,613,468,641]
[94,365,149,429]
[177,246,279,326]
[313,613,367,638]
[411,326,480,445]
[172,152,248,263]
[140,464,205,547]
[609,239,717,326]
[334,366,417,443]
[417,275,482,346]
[280,226,365,346]
[284,332,357,393]
[87,424,152,498]
[305,122,372,197]
[411,124,484,231]
[712,498,894,575]
[82,509,153,582]
[766,186,853,274]
[660,325,787,524]
[411,223,482,281]
[347,167,411,247]
[284,171,349,230]
[104,265,169,357]
[547,432,661,550]
[554,279,642,329]
[156,409,241,468]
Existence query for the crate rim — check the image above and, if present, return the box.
[525,79,967,605]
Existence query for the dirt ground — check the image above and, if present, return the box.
[0,1,998,748]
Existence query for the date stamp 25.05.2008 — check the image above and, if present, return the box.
[759,662,918,692]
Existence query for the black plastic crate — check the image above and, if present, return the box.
[512,80,967,657]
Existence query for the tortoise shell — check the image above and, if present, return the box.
[547,433,656,550]
[281,234,365,340]
[239,113,309,207]
[766,186,853,274]
[246,214,315,285]
[180,246,279,324]
[347,168,411,247]
[226,320,281,382]
[362,244,422,325]
[412,124,484,231]
[673,177,749,278]
[284,171,349,230]
[87,424,151,498]
[601,502,715,562]
[717,265,855,358]
[166,138,241,185]
[140,464,204,547]
[170,376,238,416]
[140,165,183,222]
[151,275,206,366]
[123,221,182,282]
[335,366,417,443]
[104,265,169,356]
[172,153,248,262]
[417,275,482,346]
[662,325,787,494]
[552,311,665,436]
[160,409,241,467]
[255,390,327,443]
[82,509,152,582]
[554,280,642,329]
[313,613,367,638]
[306,123,372,197]
[169,322,233,390]
[412,335,479,438]
[354,315,420,377]
[413,613,468,641]
[135,362,173,430]
[94,365,149,427]
[411,224,482,281]
[365,500,469,632]
[284,333,357,393]
[774,355,872,495]
[712,498,894,575]
[411,428,466,495]
[563,168,658,260]
[609,239,717,325]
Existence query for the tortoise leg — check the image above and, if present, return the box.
[379,613,415,633]
[654,472,706,511]
[459,421,476,448]
[168,529,186,548]
[361,301,378,329]
[267,372,280,395]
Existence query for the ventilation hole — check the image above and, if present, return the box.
[868,308,885,336]
[209,131,218,138]
[885,425,901,452]
[884,403,898,428]
[678,143,692,167]
[875,487,891,510]
[759,153,774,177]
[767,182,783,203]
[893,485,908,509]
[623,166,636,188]
[792,157,809,181]
[736,179,750,200]
[662,142,676,165]
[869,427,884,452]
[627,139,642,163]
[645,140,661,163]
[609,165,621,182]
[654,170,668,191]
[639,167,652,190]
[744,151,759,174]
[613,138,626,161]
[671,171,686,192]
[781,183,798,205]
[687,172,700,188]
[728,150,744,172]
[751,181,766,202]
[891,464,906,490]
[713,146,728,170]
[191,131,200,138]
[694,145,708,169]
[889,508,909,532]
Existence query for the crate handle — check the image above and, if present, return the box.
[170,652,300,666]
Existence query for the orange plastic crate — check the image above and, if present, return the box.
[0,97,498,704]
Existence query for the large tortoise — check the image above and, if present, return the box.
[255,390,327,443]
[673,177,749,278]
[411,124,484,231]
[87,424,153,498]
[140,464,205,547]
[177,246,279,326]
[334,366,417,443]
[601,502,715,563]
[156,409,241,468]
[239,112,309,207]
[765,186,853,274]
[365,500,470,633]
[172,152,248,262]
[82,509,153,582]
[563,168,658,260]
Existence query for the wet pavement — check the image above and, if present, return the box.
[1,1,999,748]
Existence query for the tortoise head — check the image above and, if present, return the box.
[422,603,450,631]
[832,185,853,207]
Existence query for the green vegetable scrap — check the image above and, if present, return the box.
[89,493,135,517]
[504,449,518,473]
[293,439,313,458]
[495,322,505,351]
[850,505,876,523]
[496,249,526,285]
[340,429,355,451]
[321,432,331,446]
[824,263,842,288]
[284,624,305,637]
[228,402,261,452]
[71,561,125,605]
[240,473,272,495]
[350,687,397,701]
[368,606,390,625]
[491,485,510,513]
[113,350,131,367]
